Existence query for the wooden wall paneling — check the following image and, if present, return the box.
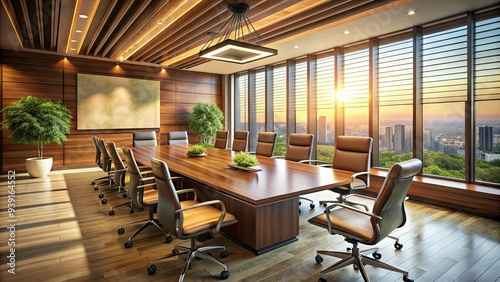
[1,50,223,172]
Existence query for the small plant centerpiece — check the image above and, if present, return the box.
[229,152,261,172]
[186,144,207,156]
[0,96,72,177]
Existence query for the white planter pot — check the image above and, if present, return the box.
[26,157,53,178]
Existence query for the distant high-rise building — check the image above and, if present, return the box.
[394,124,405,153]
[423,129,432,149]
[385,127,393,150]
[479,126,493,151]
[318,116,327,144]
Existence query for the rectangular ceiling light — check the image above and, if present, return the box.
[199,39,277,64]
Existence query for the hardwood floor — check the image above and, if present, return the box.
[1,168,499,282]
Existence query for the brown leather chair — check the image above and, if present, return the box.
[96,138,125,204]
[90,135,111,188]
[214,130,229,149]
[277,133,315,211]
[104,140,128,207]
[254,132,277,157]
[231,130,248,152]
[146,157,238,281]
[312,136,373,210]
[133,131,157,146]
[117,147,172,248]
[308,158,421,282]
[284,133,314,162]
[167,131,189,145]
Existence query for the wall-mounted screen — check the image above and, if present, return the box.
[77,73,160,130]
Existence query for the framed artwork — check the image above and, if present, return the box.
[77,73,160,129]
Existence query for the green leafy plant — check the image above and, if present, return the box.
[187,102,224,143]
[232,152,258,167]
[187,144,207,155]
[1,96,72,158]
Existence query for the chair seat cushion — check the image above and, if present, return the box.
[182,205,237,235]
[308,207,374,242]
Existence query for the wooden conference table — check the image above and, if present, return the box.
[132,145,352,255]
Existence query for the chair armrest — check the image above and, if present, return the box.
[176,188,197,201]
[136,182,156,190]
[176,200,227,236]
[350,171,370,189]
[170,176,184,189]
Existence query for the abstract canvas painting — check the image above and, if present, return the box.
[77,73,160,129]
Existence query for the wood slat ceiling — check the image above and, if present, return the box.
[1,0,405,71]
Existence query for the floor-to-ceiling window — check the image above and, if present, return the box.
[234,72,248,131]
[343,44,369,137]
[316,52,336,162]
[231,6,500,185]
[421,21,468,180]
[474,12,500,184]
[273,63,287,155]
[378,36,414,168]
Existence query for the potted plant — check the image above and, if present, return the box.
[186,144,207,156]
[187,102,224,144]
[1,96,72,177]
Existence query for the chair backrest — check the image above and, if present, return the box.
[92,136,102,168]
[255,132,277,157]
[150,157,181,235]
[214,130,228,149]
[285,133,314,162]
[232,130,248,152]
[371,158,422,242]
[133,131,157,147]
[97,138,112,172]
[332,136,373,186]
[167,131,188,145]
[107,140,126,186]
[122,147,146,206]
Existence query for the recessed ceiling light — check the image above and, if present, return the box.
[71,39,77,42]
[344,30,350,35]
[294,45,299,49]
[79,14,88,19]
[158,20,163,25]
[408,10,416,15]
[70,48,76,51]
[76,29,82,33]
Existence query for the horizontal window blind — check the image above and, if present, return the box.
[344,48,369,108]
[475,14,500,101]
[234,72,248,130]
[273,64,287,113]
[255,69,265,115]
[316,54,335,110]
[295,60,308,111]
[379,38,413,106]
[422,25,468,103]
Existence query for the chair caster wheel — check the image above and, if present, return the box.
[372,252,382,259]
[109,210,115,215]
[395,242,403,250]
[322,203,327,207]
[319,277,327,282]
[94,186,98,191]
[98,193,104,198]
[220,250,229,258]
[117,227,125,234]
[129,209,134,214]
[122,193,128,198]
[139,207,144,211]
[147,264,157,275]
[315,254,323,264]
[165,236,173,243]
[101,198,107,204]
[403,275,414,282]
[91,181,96,185]
[172,249,179,255]
[220,270,230,279]
[124,240,133,248]
[310,203,315,209]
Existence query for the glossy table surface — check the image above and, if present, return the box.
[132,144,353,205]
